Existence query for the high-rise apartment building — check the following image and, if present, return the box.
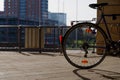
[0,0,48,43]
[4,0,48,25]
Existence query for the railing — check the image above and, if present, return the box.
[0,25,70,53]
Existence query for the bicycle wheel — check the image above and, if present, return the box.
[62,23,108,69]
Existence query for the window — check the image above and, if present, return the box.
[8,0,11,2]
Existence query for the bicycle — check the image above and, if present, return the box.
[62,3,120,69]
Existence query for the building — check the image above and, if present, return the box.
[48,12,66,26]
[0,0,48,43]
[43,12,66,48]
[97,0,120,41]
[97,0,120,53]
[1,0,48,25]
[0,0,66,47]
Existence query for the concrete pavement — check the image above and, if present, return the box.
[0,51,119,80]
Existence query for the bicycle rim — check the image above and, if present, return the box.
[62,23,107,69]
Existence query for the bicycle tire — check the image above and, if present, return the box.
[62,23,108,69]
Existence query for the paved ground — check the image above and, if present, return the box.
[0,51,120,80]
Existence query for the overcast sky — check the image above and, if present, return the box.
[0,0,4,11]
[0,0,97,25]
[49,0,97,25]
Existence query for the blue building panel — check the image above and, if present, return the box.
[2,0,48,26]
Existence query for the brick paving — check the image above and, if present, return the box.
[0,51,119,80]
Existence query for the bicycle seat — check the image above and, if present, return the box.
[89,3,108,9]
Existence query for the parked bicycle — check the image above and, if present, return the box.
[62,3,120,69]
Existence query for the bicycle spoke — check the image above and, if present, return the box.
[62,23,107,69]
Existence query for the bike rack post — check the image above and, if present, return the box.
[39,27,42,53]
[18,25,22,53]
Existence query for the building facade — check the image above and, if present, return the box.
[0,0,48,43]
[48,12,66,26]
[0,0,66,46]
[97,0,120,41]
[2,0,48,25]
[97,0,120,53]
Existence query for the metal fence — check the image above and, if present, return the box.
[0,25,70,53]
